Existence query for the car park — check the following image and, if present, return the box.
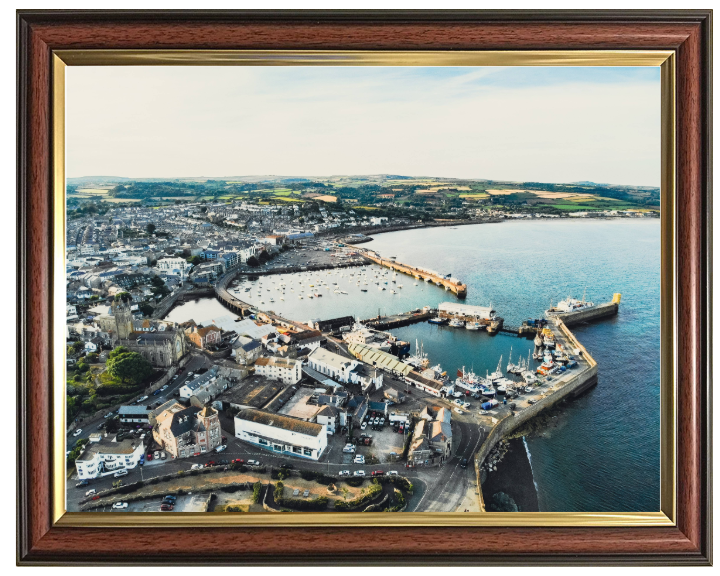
[113,469,128,478]
[353,470,366,477]
[112,502,128,509]
[72,428,83,437]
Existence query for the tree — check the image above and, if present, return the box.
[186,255,201,265]
[108,346,130,359]
[146,223,156,235]
[86,352,99,363]
[246,256,259,267]
[114,291,132,303]
[138,302,154,317]
[106,350,153,385]
[69,341,84,355]
[258,250,271,263]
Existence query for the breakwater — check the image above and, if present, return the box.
[549,299,620,327]
[473,317,599,511]
[358,249,467,298]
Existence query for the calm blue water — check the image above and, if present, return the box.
[168,220,660,512]
[370,220,661,512]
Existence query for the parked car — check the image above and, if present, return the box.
[137,395,148,402]
[161,451,166,460]
[353,456,365,464]
[387,471,399,476]
[460,458,468,468]
[379,418,385,426]
[231,459,245,465]
[353,470,366,477]
[191,464,202,470]
[215,445,227,453]
[146,452,154,461]
[72,428,83,437]
[161,384,169,391]
[187,371,194,377]
[204,461,217,467]
[75,480,89,488]
[85,489,96,496]
[163,495,177,502]
[222,436,228,444]
[247,460,260,466]
[360,422,367,431]
[453,408,464,414]
[160,504,174,511]
[279,462,294,469]
[154,451,160,459]
[338,470,350,477]
[104,412,114,419]
[371,470,384,477]
[112,502,128,509]
[153,389,162,396]
[113,469,128,478]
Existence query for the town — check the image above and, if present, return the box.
[66,176,631,514]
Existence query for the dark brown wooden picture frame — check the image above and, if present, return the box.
[17,9,711,565]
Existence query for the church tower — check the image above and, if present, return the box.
[111,300,134,340]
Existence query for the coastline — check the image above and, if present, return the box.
[481,437,539,512]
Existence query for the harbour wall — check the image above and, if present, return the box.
[474,319,599,512]
[555,302,619,327]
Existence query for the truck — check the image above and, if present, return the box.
[481,399,499,411]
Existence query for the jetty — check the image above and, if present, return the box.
[357,249,467,298]
[472,316,599,511]
[545,293,621,326]
[362,309,433,330]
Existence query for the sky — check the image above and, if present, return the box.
[66,66,661,186]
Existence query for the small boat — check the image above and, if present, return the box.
[449,319,465,328]
[298,296,303,299]
[465,321,483,331]
[378,286,385,291]
[390,289,396,294]
[428,317,447,325]
[340,291,348,295]
[360,289,368,292]
[315,293,322,297]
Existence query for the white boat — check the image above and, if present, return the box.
[465,321,483,331]
[522,371,537,385]
[449,319,465,328]
[390,289,396,294]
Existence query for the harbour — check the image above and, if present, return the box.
[163,219,660,513]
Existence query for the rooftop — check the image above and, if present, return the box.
[235,408,324,437]
[308,347,356,371]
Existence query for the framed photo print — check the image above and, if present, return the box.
[17,9,711,566]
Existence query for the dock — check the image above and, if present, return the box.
[473,316,599,511]
[362,310,433,330]
[357,249,467,298]
[546,293,621,326]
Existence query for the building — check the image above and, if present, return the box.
[437,301,495,321]
[98,300,187,367]
[234,408,327,460]
[263,234,286,246]
[178,366,230,401]
[184,323,222,349]
[307,347,383,392]
[74,436,145,479]
[156,257,192,278]
[316,405,340,434]
[153,403,222,459]
[232,336,263,365]
[254,356,302,384]
[118,405,152,424]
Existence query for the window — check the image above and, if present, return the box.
[303,448,313,457]
[259,438,268,446]
[292,446,302,454]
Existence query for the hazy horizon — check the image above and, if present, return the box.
[67,66,661,186]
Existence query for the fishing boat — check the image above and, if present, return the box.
[360,289,368,292]
[448,319,465,328]
[465,321,483,331]
[340,291,348,295]
[378,286,385,291]
[428,317,447,325]
[390,289,396,294]
[314,293,322,297]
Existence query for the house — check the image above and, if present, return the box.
[263,234,286,246]
[234,408,327,460]
[291,330,323,352]
[153,403,222,459]
[316,405,339,434]
[412,406,453,463]
[254,356,302,384]
[74,436,145,480]
[184,323,222,349]
[232,336,262,365]
[118,405,152,424]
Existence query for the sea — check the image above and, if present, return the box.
[166,219,661,512]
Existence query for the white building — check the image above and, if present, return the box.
[254,356,302,384]
[307,347,383,392]
[438,301,495,320]
[74,437,145,480]
[234,408,327,460]
[156,257,192,279]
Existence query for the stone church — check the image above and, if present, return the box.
[97,301,187,368]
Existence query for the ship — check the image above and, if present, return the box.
[404,339,430,369]
[465,321,483,331]
[428,317,447,325]
[545,291,621,326]
[448,319,465,328]
[342,320,410,357]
